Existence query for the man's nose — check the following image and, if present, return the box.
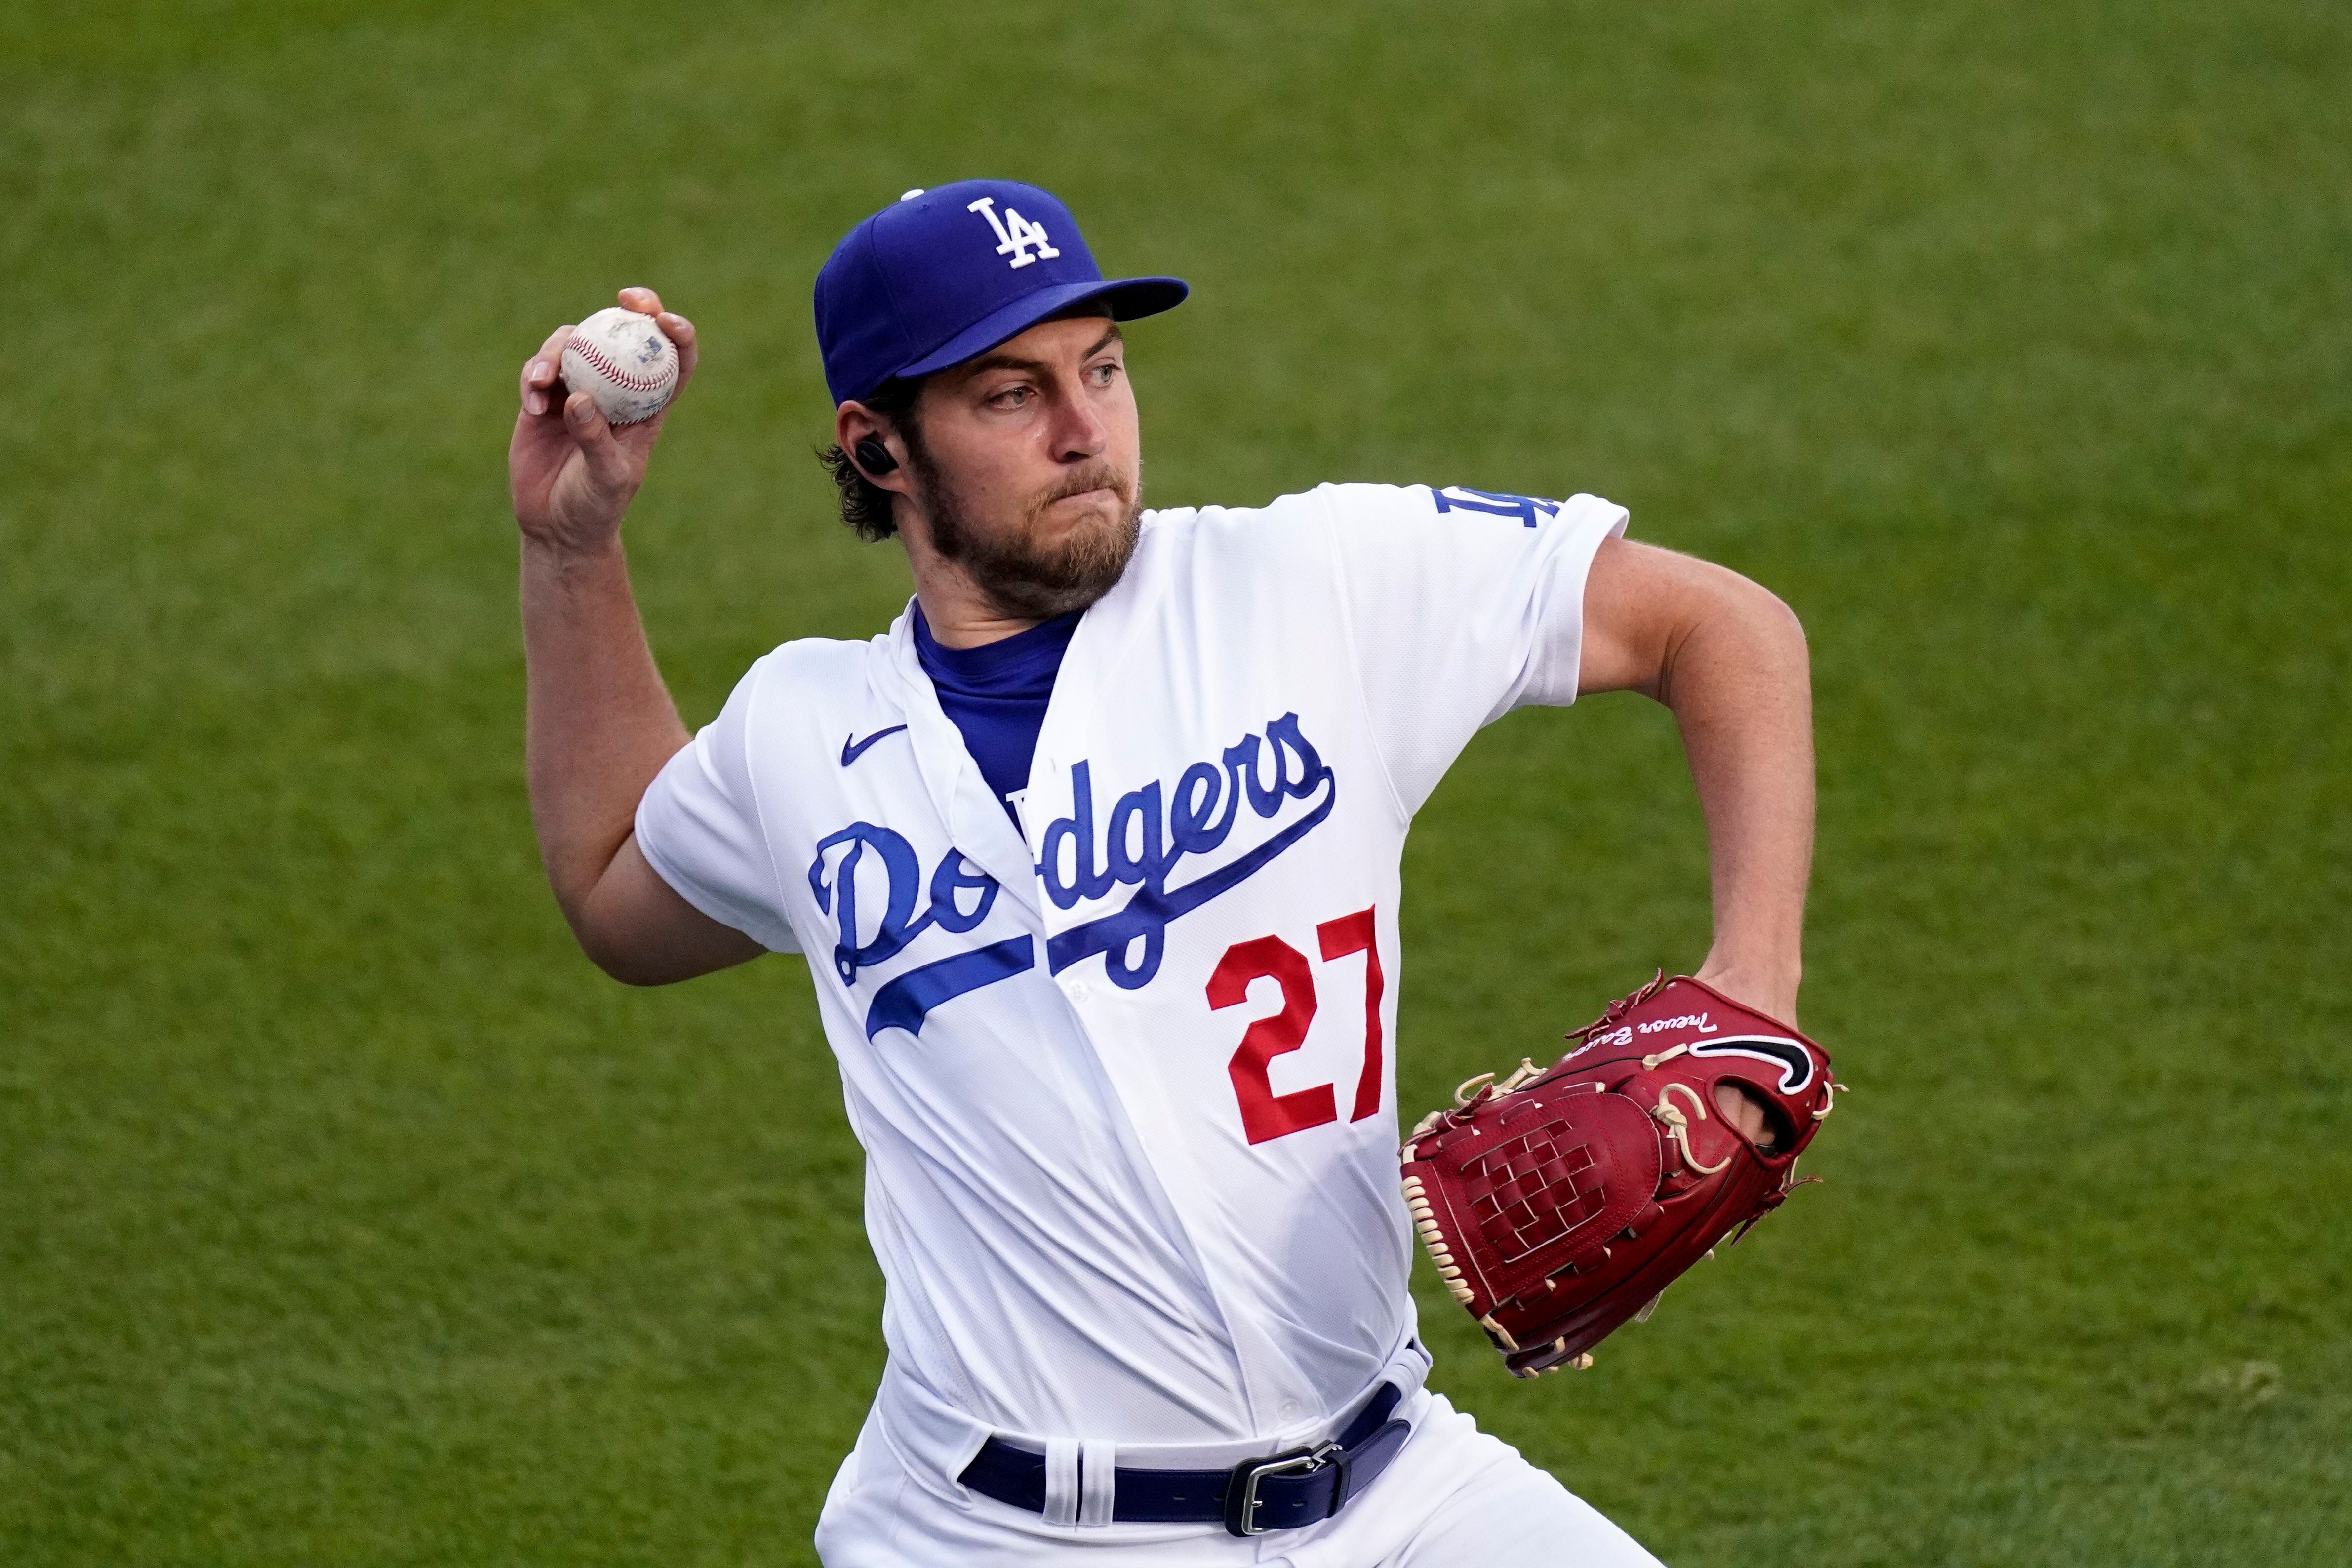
[1049,387,1109,462]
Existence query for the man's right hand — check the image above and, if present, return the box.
[509,285,698,555]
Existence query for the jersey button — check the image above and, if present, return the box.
[1066,979,1091,1001]
[1279,1399,1303,1421]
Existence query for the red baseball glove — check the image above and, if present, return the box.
[1400,973,1841,1377]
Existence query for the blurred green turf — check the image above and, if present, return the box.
[3,1,2347,1563]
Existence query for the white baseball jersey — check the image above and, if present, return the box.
[635,482,1626,1453]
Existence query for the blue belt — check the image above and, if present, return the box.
[958,1382,1413,1537]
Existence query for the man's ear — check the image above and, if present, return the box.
[834,402,912,493]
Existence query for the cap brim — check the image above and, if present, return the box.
[890,276,1189,388]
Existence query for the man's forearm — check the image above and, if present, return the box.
[521,537,689,927]
[1658,582,1814,1022]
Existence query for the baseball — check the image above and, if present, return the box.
[560,306,679,426]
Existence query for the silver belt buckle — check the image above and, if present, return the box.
[1224,1439,1346,1537]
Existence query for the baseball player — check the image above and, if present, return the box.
[508,181,1813,1565]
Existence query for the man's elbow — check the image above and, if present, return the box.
[563,869,768,987]
[1642,570,1810,723]
[1738,576,1808,667]
[583,937,684,987]
[564,904,685,987]
[551,836,762,986]
[1668,568,1808,693]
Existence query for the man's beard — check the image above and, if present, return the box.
[907,443,1142,621]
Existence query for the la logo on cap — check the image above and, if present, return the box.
[966,196,1061,270]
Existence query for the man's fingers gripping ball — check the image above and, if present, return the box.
[561,305,680,427]
[521,324,574,418]
[610,286,698,389]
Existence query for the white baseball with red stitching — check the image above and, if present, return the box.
[560,307,679,426]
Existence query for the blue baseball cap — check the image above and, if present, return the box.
[814,179,1188,406]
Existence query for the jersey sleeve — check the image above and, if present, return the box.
[1318,482,1628,815]
[632,656,802,954]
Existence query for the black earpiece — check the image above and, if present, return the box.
[853,436,898,475]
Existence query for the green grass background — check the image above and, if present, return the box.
[4,1,2347,1562]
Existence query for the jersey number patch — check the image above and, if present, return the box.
[1208,907,1385,1145]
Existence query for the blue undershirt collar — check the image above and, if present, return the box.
[911,602,1081,818]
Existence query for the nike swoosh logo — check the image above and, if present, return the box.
[840,725,909,766]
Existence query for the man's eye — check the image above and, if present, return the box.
[990,387,1030,409]
[1089,362,1120,385]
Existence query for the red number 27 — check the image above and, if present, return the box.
[1207,907,1384,1146]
